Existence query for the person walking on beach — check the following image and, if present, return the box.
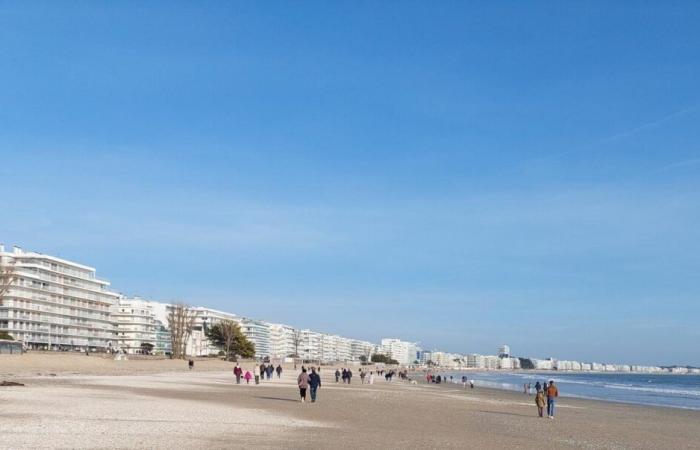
[188,359,194,370]
[546,380,559,419]
[335,369,341,383]
[308,367,321,403]
[368,371,374,385]
[276,364,283,379]
[233,364,242,384]
[254,365,261,385]
[298,368,309,403]
[244,370,252,384]
[346,369,353,384]
[535,388,547,417]
[360,370,366,384]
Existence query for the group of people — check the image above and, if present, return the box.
[232,362,283,385]
[534,380,559,418]
[335,368,353,383]
[426,373,453,384]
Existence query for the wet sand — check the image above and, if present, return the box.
[1,355,699,449]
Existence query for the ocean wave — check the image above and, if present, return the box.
[602,384,700,397]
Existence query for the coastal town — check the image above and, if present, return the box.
[1,244,696,376]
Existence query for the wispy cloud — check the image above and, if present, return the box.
[596,106,696,144]
[520,105,698,167]
[659,157,700,172]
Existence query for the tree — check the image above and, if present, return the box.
[359,355,367,363]
[0,258,16,307]
[291,329,302,358]
[0,331,13,340]
[168,303,195,359]
[371,353,399,365]
[140,343,154,355]
[205,320,255,359]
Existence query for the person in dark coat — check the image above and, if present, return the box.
[308,367,322,402]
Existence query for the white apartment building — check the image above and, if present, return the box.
[301,329,323,361]
[238,318,271,359]
[112,297,157,354]
[466,353,485,369]
[268,323,297,359]
[152,304,238,357]
[350,339,374,362]
[380,338,420,365]
[431,351,463,368]
[531,359,554,370]
[186,306,239,356]
[0,245,119,351]
[484,355,500,369]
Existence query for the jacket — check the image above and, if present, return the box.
[298,372,309,389]
[309,372,321,388]
[535,391,546,407]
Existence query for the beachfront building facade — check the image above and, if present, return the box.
[186,306,239,356]
[380,338,420,365]
[350,339,375,362]
[300,329,323,361]
[431,351,464,368]
[466,353,485,368]
[268,323,297,358]
[112,297,157,354]
[0,245,119,351]
[239,318,271,359]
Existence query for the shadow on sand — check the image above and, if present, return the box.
[253,396,300,403]
[477,410,534,418]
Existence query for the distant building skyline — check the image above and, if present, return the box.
[2,244,696,370]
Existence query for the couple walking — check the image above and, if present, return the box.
[297,367,322,403]
[535,380,559,418]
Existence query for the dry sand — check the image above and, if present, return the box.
[1,354,699,449]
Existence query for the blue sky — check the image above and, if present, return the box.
[1,2,699,365]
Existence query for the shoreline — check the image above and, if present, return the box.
[2,354,698,413]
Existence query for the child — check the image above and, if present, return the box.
[244,370,252,384]
[535,389,546,418]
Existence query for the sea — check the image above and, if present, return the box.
[443,371,700,410]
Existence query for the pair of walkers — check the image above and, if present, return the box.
[297,367,321,403]
[535,380,559,418]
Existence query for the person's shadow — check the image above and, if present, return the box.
[253,396,300,403]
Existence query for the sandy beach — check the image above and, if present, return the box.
[1,354,699,449]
